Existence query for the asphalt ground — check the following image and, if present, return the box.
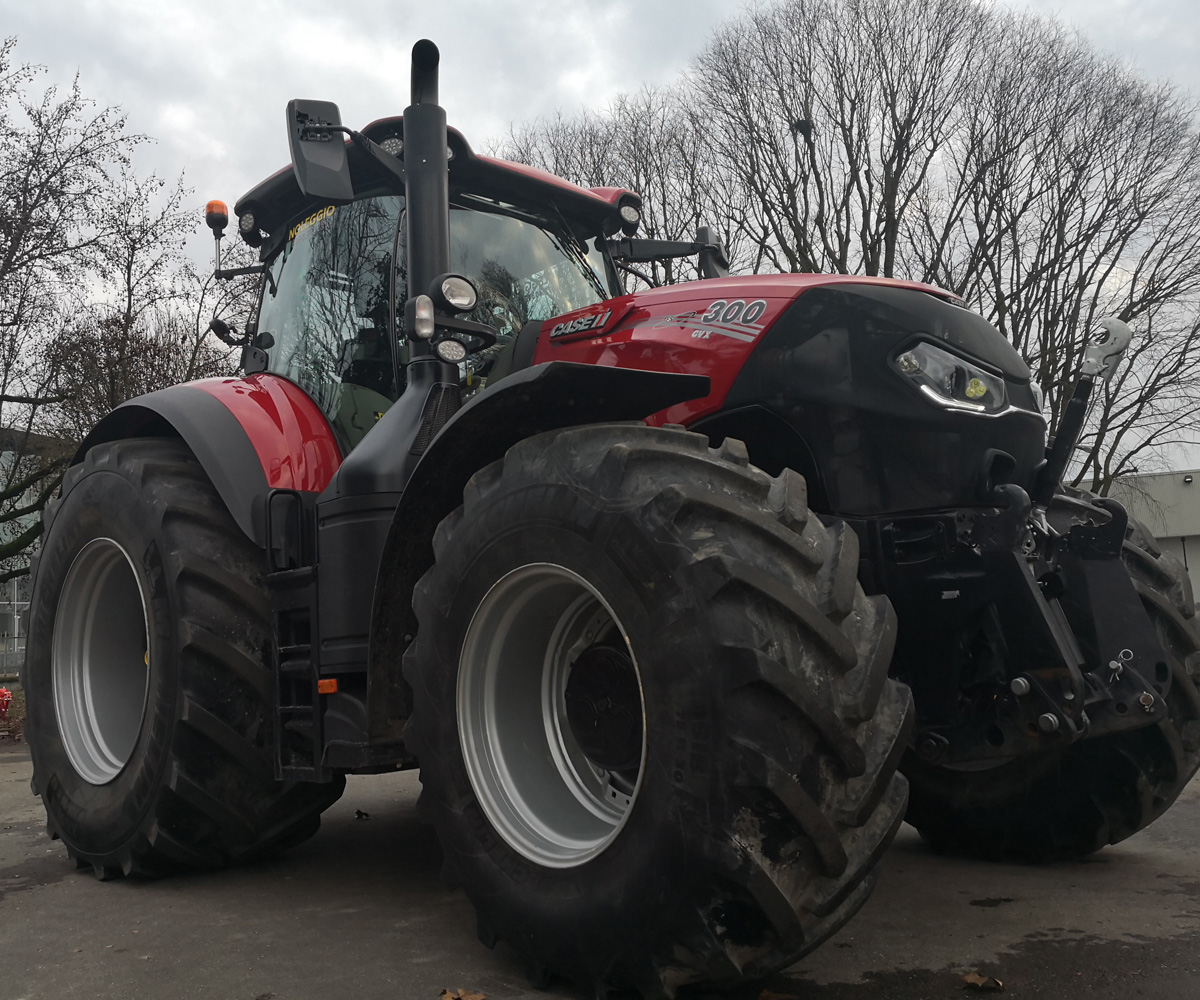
[2,743,1198,1000]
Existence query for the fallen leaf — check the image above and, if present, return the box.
[355,809,371,820]
[440,991,486,1000]
[962,971,1004,991]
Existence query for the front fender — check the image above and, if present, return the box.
[76,375,341,546]
[365,361,709,739]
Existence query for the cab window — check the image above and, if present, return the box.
[257,195,403,449]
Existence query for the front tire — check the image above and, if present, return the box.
[23,438,344,878]
[403,424,912,998]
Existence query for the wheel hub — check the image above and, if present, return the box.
[564,645,643,773]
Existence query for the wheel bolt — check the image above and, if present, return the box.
[1010,677,1030,696]
[1037,713,1059,733]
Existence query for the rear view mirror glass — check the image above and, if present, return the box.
[286,99,355,202]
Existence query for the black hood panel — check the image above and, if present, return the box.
[723,283,1045,517]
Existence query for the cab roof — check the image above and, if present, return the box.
[234,116,639,254]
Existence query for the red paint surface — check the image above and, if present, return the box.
[476,155,636,210]
[535,273,952,426]
[584,186,633,208]
[189,374,342,491]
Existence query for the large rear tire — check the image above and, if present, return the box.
[402,424,912,998]
[903,511,1200,860]
[23,438,344,878]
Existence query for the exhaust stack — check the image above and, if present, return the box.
[404,40,451,311]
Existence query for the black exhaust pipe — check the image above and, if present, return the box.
[400,39,460,439]
[411,38,439,105]
[404,39,451,341]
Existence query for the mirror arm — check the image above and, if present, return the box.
[350,131,407,189]
[303,123,407,192]
[614,260,657,286]
[215,264,276,296]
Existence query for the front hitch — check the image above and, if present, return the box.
[888,488,1170,767]
[1050,498,1172,739]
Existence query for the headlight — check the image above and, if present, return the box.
[893,341,1008,414]
[435,338,468,363]
[439,275,477,312]
[618,198,641,236]
[430,272,478,314]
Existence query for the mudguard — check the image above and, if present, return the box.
[365,361,710,739]
[75,375,342,547]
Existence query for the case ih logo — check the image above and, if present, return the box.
[549,309,613,339]
[653,298,769,342]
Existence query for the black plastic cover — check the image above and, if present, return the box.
[725,284,1046,516]
[74,386,270,545]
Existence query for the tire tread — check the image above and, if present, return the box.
[26,437,344,879]
[403,424,908,997]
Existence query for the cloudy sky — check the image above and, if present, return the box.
[3,1,731,217]
[3,0,1197,254]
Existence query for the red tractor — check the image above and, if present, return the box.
[22,40,1200,997]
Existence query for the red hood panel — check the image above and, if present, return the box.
[534,274,952,424]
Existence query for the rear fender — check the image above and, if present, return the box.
[75,375,341,546]
[365,361,709,739]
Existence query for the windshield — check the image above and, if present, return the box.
[442,197,613,338]
[255,194,614,449]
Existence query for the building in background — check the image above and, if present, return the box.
[0,426,68,677]
[1109,470,1200,596]
[0,575,29,676]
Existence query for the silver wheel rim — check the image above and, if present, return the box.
[52,538,151,785]
[458,563,646,868]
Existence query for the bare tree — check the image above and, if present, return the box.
[692,0,989,278]
[0,39,248,579]
[46,170,239,443]
[499,85,752,285]
[0,37,142,578]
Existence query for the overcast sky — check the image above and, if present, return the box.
[4,0,1197,230]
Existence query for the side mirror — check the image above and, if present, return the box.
[208,316,247,347]
[696,226,730,280]
[286,99,355,202]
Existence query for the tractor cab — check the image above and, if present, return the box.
[224,117,631,451]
